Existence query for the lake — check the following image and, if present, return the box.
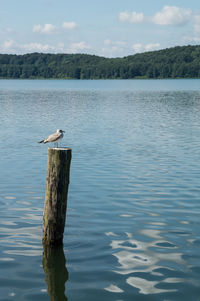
[0,79,200,300]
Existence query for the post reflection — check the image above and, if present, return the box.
[43,244,68,301]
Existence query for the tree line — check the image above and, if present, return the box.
[0,45,200,79]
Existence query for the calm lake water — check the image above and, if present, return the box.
[0,79,200,300]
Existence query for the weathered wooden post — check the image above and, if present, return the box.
[43,147,72,246]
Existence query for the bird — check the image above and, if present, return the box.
[38,129,65,148]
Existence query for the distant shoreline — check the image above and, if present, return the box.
[0,45,200,79]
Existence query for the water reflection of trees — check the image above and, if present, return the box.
[43,244,68,301]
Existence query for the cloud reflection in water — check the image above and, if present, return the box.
[107,230,186,295]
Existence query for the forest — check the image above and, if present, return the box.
[0,45,200,79]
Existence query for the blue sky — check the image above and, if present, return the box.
[0,0,200,57]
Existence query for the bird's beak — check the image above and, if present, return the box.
[62,130,65,133]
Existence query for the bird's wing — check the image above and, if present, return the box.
[45,132,61,143]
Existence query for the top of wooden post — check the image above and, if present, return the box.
[48,147,72,151]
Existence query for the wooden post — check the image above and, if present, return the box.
[43,147,72,246]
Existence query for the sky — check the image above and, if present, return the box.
[0,0,200,57]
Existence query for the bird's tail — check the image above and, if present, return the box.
[38,140,44,143]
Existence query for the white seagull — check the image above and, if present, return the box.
[38,129,65,147]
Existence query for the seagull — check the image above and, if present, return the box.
[38,129,65,147]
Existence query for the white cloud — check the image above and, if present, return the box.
[182,35,200,44]
[132,43,142,53]
[70,41,91,52]
[33,22,77,34]
[181,13,200,43]
[152,6,192,26]
[62,21,77,30]
[145,43,160,51]
[132,43,161,54]
[22,42,68,53]
[0,38,92,55]
[104,39,111,46]
[101,46,124,58]
[33,23,57,34]
[119,6,192,27]
[22,43,56,52]
[194,15,200,33]
[3,39,14,49]
[101,39,127,57]
[0,39,66,54]
[101,47,126,58]
[33,25,41,32]
[0,39,18,53]
[191,37,200,43]
[119,11,144,24]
